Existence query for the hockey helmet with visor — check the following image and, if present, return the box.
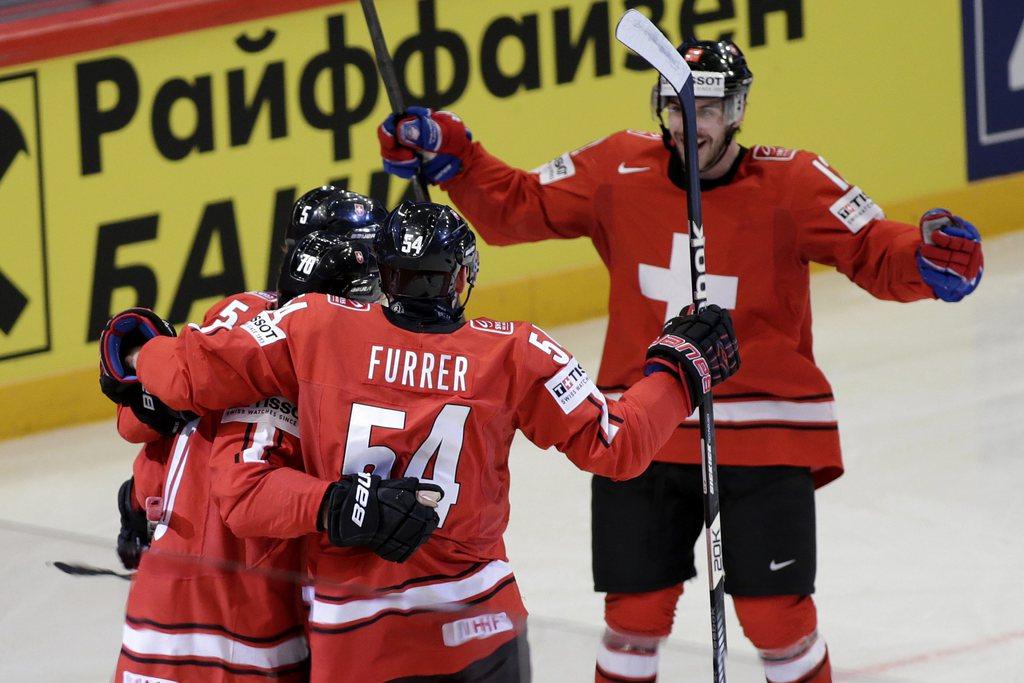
[651,39,753,131]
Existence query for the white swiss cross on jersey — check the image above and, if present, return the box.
[638,232,738,322]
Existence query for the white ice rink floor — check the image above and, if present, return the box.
[1,231,1022,682]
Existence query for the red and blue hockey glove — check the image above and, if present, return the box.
[99,308,174,401]
[378,113,421,180]
[99,308,194,432]
[378,107,472,183]
[644,304,740,405]
[916,208,983,302]
[319,474,444,563]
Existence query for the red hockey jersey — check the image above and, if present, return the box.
[443,133,935,486]
[134,296,692,680]
[115,292,313,682]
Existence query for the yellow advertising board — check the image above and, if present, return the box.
[0,0,1019,438]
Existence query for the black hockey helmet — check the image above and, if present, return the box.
[651,38,754,129]
[289,185,337,243]
[374,201,479,324]
[287,187,388,245]
[278,188,386,303]
[277,230,380,304]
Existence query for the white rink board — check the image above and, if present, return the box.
[1,232,1023,681]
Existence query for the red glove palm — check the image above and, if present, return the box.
[917,209,983,302]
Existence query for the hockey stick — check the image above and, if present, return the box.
[615,10,728,681]
[52,561,133,580]
[358,0,431,203]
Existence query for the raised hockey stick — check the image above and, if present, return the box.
[615,10,728,681]
[359,0,431,203]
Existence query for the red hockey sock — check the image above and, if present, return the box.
[595,584,683,682]
[732,594,830,682]
[604,584,684,638]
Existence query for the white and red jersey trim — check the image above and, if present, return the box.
[604,393,837,426]
[310,560,515,630]
[121,623,309,672]
[682,398,837,425]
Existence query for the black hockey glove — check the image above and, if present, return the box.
[645,304,740,404]
[117,478,151,570]
[99,308,176,405]
[319,474,444,563]
[100,376,193,437]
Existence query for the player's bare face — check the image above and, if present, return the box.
[665,98,729,173]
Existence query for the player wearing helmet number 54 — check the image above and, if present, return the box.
[379,37,982,683]
[100,201,738,681]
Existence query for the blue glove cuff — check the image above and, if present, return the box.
[422,154,463,183]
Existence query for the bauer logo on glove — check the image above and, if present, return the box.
[649,334,712,393]
[319,474,445,563]
[644,304,740,405]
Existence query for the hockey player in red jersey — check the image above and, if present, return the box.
[376,39,984,683]
[99,201,740,682]
[103,189,442,682]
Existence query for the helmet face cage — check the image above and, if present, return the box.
[452,232,479,316]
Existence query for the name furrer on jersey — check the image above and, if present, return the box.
[368,344,471,393]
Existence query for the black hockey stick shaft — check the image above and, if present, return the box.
[358,0,430,203]
[614,10,727,681]
[678,72,728,683]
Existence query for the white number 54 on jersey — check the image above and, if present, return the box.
[342,403,470,527]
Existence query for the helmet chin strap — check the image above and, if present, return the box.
[702,126,737,172]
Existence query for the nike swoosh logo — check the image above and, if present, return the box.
[769,559,796,571]
[617,162,650,174]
